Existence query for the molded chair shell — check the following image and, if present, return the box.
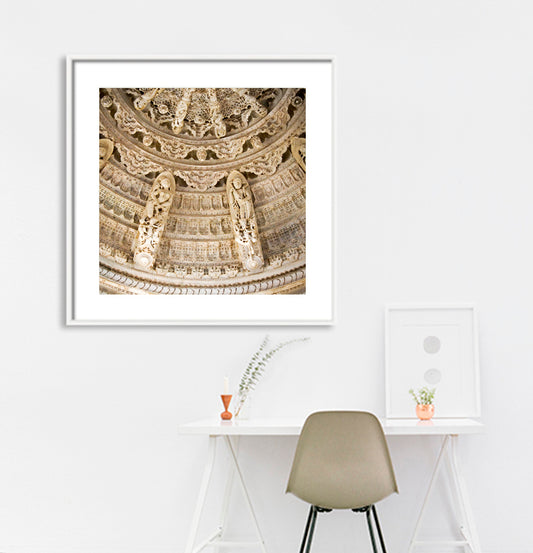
[286,411,398,510]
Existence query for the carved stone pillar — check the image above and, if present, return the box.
[226,170,264,272]
[291,137,306,171]
[133,171,175,269]
[99,138,114,171]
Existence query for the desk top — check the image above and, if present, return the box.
[178,417,484,436]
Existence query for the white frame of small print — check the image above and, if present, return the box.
[66,55,335,325]
[385,304,480,419]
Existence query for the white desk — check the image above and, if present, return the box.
[179,417,484,553]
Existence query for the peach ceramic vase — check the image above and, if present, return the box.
[220,394,233,420]
[416,404,435,421]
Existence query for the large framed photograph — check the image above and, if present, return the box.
[385,304,480,418]
[67,56,334,325]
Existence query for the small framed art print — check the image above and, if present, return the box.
[385,304,480,418]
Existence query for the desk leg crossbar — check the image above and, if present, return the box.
[185,435,267,553]
[408,435,481,553]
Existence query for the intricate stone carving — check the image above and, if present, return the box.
[261,217,306,258]
[175,169,226,191]
[100,163,152,204]
[250,161,305,206]
[163,215,232,240]
[99,186,144,223]
[124,88,281,138]
[133,88,163,111]
[102,88,303,166]
[99,264,305,295]
[114,142,164,176]
[239,142,289,176]
[113,102,147,137]
[291,137,306,171]
[99,87,306,294]
[226,171,264,272]
[254,188,305,229]
[99,139,114,170]
[171,191,228,215]
[133,172,176,269]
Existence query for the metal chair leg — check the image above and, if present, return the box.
[304,506,318,553]
[299,506,314,553]
[366,508,379,553]
[372,505,388,553]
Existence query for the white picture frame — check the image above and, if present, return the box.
[66,55,335,325]
[385,304,480,419]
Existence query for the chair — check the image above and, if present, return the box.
[286,411,398,553]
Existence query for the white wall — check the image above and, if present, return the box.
[1,1,533,552]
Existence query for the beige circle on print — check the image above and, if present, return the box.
[423,335,441,354]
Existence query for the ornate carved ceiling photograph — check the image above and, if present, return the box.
[99,88,306,295]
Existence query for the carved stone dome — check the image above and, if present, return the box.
[99,87,306,295]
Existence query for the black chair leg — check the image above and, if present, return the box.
[371,505,388,553]
[304,506,318,553]
[299,506,314,553]
[365,508,378,553]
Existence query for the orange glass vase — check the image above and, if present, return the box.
[416,404,435,421]
[220,394,233,420]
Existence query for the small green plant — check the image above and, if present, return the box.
[409,386,436,405]
[235,335,309,417]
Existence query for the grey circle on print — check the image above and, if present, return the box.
[423,335,441,354]
[424,368,442,385]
